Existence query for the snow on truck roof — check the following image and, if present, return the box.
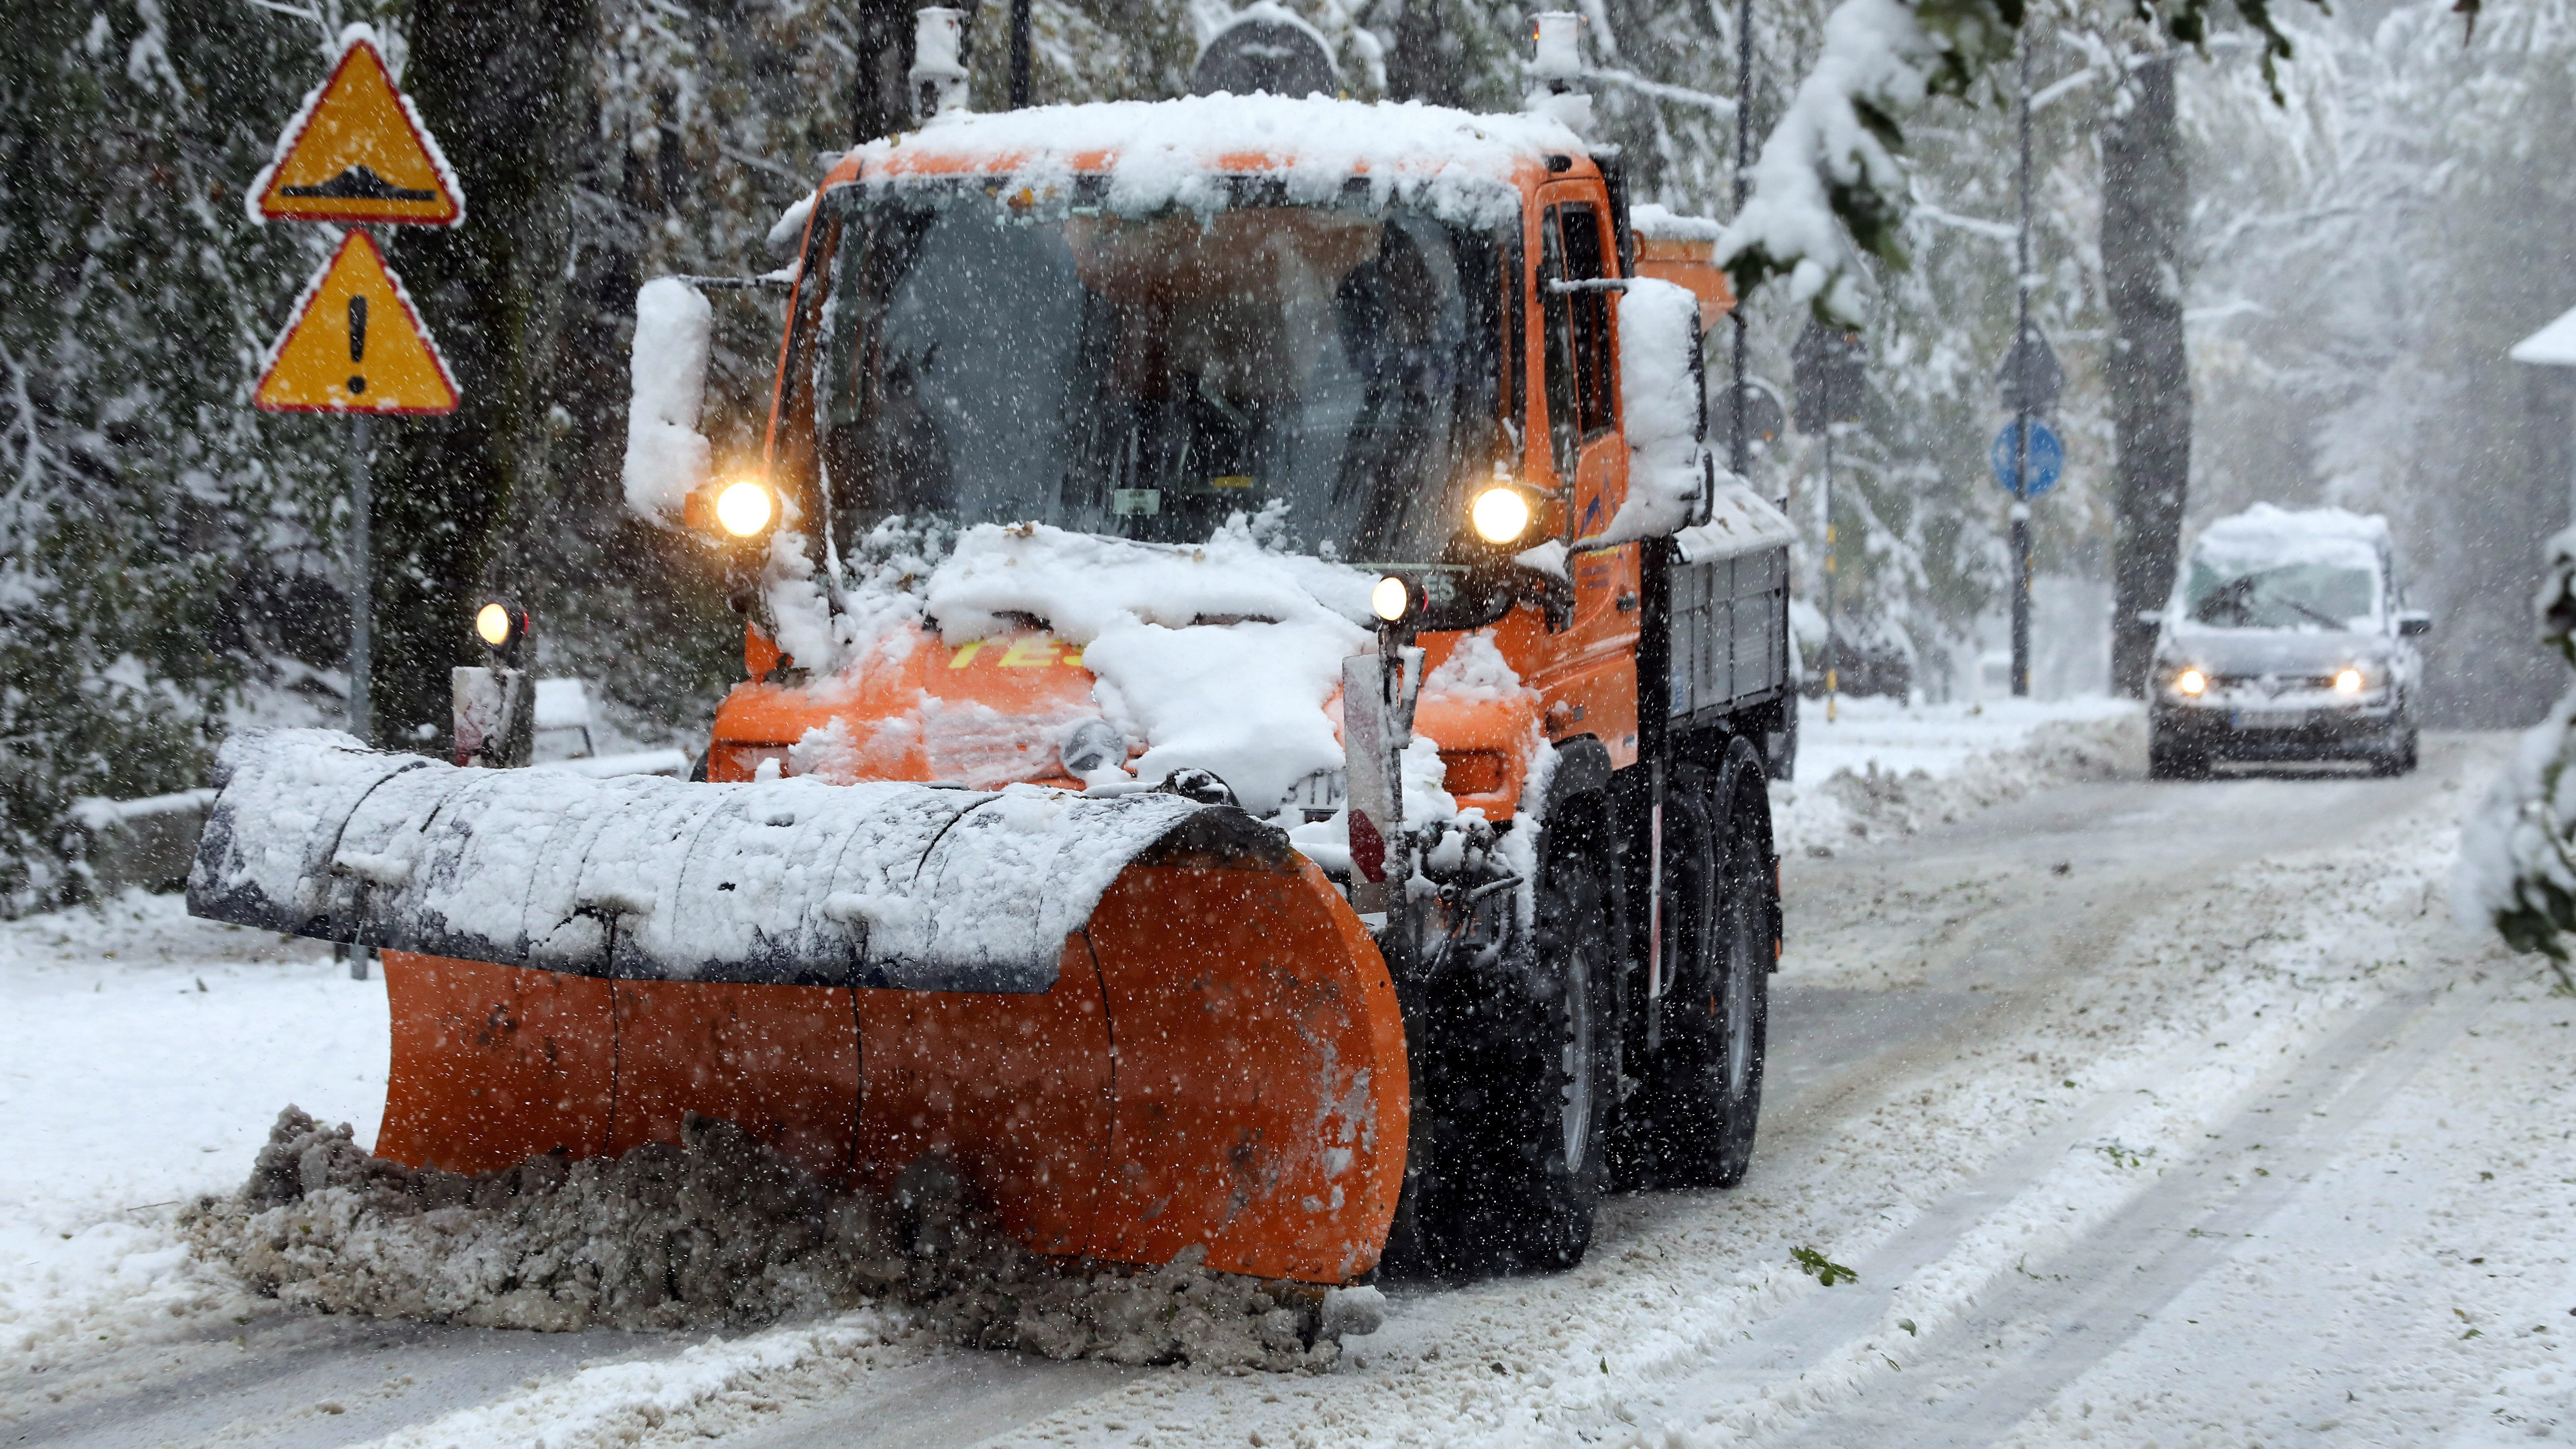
[849,94,1591,226]
[2191,503,2390,570]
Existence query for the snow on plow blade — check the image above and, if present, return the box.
[188,729,1407,1284]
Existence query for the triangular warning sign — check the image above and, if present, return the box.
[255,231,460,415]
[251,31,462,227]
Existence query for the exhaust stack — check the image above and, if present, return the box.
[1525,12,1594,134]
[911,7,970,120]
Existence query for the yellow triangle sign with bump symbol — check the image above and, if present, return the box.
[254,230,459,414]
[252,32,462,227]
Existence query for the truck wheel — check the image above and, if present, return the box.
[1397,782,1618,1275]
[1615,750,1771,1189]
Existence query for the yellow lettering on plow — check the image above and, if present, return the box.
[999,637,1063,668]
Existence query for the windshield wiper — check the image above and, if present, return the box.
[2271,594,2347,630]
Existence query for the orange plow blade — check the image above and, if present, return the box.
[194,729,1407,1283]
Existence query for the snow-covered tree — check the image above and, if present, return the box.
[0,1,354,912]
[2458,527,2576,982]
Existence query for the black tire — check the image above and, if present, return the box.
[2147,729,2208,781]
[1612,749,1772,1190]
[1396,783,1619,1275]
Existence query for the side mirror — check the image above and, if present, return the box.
[621,277,715,526]
[2135,609,2166,628]
[2398,610,2432,637]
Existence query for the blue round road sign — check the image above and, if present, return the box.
[1990,420,2064,498]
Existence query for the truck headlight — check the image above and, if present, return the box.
[2175,668,2207,696]
[1470,486,1532,544]
[714,479,777,538]
[2333,668,2364,694]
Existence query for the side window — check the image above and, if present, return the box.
[1557,204,1615,439]
[1539,210,1579,483]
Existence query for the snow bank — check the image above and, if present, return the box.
[0,894,373,1373]
[1586,277,1705,548]
[621,277,714,525]
[184,1107,1355,1372]
[1773,697,2143,856]
[188,728,1223,994]
[860,92,1583,230]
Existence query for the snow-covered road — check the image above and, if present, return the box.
[9,727,2570,1447]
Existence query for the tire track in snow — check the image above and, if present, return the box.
[1554,758,2497,1447]
[1755,982,2491,1447]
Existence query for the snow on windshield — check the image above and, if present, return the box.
[2176,504,2388,632]
[791,181,1506,567]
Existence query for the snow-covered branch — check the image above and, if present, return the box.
[1720,0,2327,323]
[1715,0,2016,323]
[2457,529,2576,983]
[1579,65,1736,116]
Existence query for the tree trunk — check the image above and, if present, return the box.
[2102,57,2192,698]
[1388,0,1461,107]
[851,0,919,142]
[366,0,595,746]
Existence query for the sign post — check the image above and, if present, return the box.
[1994,31,2065,698]
[248,26,464,976]
[250,28,462,744]
[1794,322,1867,723]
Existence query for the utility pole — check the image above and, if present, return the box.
[2010,28,2034,699]
[1008,0,1032,107]
[348,409,373,741]
[1730,0,1751,484]
[1822,395,1837,722]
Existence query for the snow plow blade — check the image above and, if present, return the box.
[187,729,1406,1284]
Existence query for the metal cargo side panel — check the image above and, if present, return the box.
[1670,556,1718,719]
[1669,545,1792,722]
[1732,547,1788,703]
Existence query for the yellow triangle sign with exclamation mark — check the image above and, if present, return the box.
[254,230,459,414]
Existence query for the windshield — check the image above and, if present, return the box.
[787,181,1507,564]
[2183,553,2381,632]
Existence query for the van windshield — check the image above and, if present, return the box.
[787,181,1507,564]
[2183,555,2380,631]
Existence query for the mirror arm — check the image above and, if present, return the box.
[667,273,796,294]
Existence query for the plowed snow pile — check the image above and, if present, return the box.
[1772,697,2142,855]
[183,1109,1366,1373]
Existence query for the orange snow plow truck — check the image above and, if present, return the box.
[189,13,1797,1283]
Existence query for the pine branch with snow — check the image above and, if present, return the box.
[1719,0,2325,325]
[2457,528,2576,985]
